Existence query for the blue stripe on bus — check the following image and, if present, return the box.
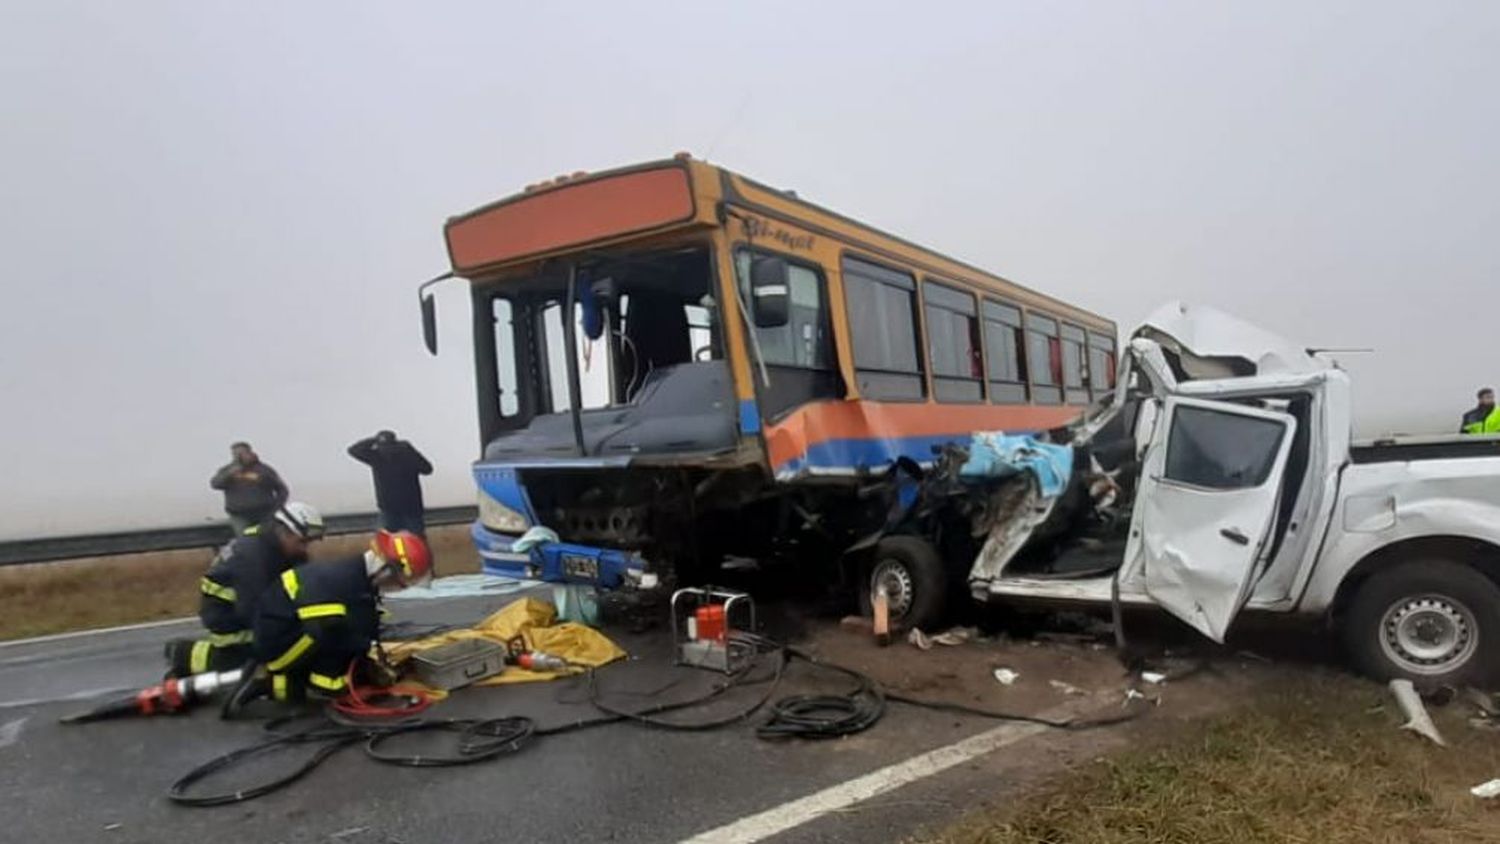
[738,399,761,434]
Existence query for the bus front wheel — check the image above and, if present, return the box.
[864,536,947,632]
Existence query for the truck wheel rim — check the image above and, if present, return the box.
[1379,594,1478,675]
[871,559,914,621]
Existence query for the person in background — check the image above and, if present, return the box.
[1461,388,1498,434]
[210,442,290,534]
[347,430,433,535]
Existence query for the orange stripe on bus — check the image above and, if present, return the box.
[763,401,1082,469]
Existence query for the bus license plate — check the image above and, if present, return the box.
[562,554,599,581]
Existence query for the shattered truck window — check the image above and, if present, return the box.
[1164,405,1286,489]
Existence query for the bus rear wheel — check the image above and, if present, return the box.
[864,536,947,632]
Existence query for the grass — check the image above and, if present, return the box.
[923,673,1500,844]
[0,525,479,641]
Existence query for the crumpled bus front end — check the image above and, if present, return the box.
[471,461,653,589]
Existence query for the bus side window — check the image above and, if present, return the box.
[735,251,832,370]
[1061,323,1089,405]
[842,256,925,401]
[1088,331,1117,398]
[982,299,1028,404]
[1025,312,1063,405]
[734,250,840,419]
[923,280,982,403]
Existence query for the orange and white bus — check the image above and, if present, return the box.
[420,154,1115,627]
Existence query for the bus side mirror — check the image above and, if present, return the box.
[421,293,438,355]
[750,256,790,328]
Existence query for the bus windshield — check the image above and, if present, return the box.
[482,245,724,440]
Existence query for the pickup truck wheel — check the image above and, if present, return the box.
[865,536,947,632]
[1343,560,1500,686]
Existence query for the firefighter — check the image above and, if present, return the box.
[249,530,432,703]
[1461,387,1499,434]
[164,502,325,677]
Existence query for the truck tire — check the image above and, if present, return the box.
[865,536,948,632]
[1342,559,1500,687]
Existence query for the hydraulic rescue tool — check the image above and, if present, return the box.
[61,668,246,724]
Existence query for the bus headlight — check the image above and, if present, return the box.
[477,489,530,533]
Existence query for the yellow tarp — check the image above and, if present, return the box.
[385,597,626,685]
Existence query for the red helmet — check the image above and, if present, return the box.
[374,530,432,585]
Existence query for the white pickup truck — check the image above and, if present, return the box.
[949,303,1500,687]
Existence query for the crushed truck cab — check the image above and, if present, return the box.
[970,302,1500,688]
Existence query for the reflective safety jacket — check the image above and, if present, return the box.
[252,556,381,694]
[1461,406,1500,434]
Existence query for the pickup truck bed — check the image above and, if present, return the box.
[1349,434,1500,464]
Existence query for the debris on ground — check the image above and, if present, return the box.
[909,627,976,650]
[1140,671,1167,685]
[1389,679,1446,746]
[993,667,1020,686]
[1048,679,1087,696]
[933,627,976,646]
[1472,779,1500,799]
[840,615,873,631]
[1464,687,1500,731]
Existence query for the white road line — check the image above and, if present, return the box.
[0,616,195,649]
[678,697,1105,844]
[0,687,137,710]
[0,717,28,749]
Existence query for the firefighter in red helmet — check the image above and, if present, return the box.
[235,531,432,705]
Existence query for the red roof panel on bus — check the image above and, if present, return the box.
[445,166,696,273]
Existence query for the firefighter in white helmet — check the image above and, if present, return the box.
[164,502,326,677]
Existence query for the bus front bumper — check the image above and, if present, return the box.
[470,521,652,590]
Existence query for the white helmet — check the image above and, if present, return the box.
[274,501,325,540]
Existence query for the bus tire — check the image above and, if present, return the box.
[865,536,947,632]
[1342,559,1500,688]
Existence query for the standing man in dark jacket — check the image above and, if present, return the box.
[211,442,290,534]
[348,430,433,535]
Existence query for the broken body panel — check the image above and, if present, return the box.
[977,303,1500,653]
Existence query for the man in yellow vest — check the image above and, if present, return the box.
[1461,388,1500,434]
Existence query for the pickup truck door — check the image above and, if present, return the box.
[1131,396,1296,642]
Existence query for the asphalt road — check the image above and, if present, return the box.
[0,588,1151,844]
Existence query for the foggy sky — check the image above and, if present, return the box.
[2,2,1496,539]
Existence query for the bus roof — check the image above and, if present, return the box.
[445,155,1113,332]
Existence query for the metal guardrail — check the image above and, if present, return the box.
[0,506,478,567]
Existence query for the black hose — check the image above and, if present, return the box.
[885,693,1140,729]
[167,634,1148,807]
[756,655,885,740]
[167,722,364,807]
[365,717,536,767]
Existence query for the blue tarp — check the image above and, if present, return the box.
[956,433,1074,499]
